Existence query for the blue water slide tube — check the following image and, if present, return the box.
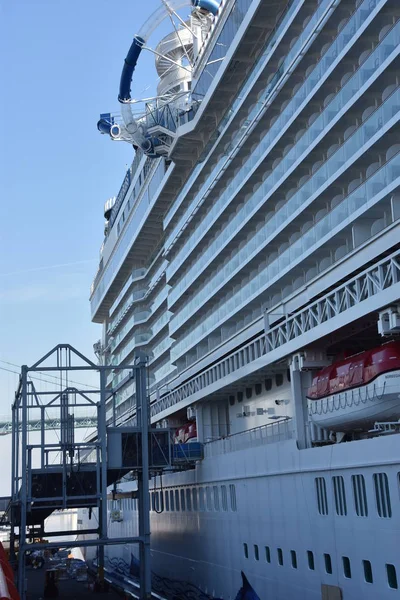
[192,0,220,14]
[117,0,221,155]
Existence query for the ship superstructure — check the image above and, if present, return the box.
[84,0,400,597]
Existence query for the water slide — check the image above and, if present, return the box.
[98,0,221,155]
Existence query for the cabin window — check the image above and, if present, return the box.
[387,564,398,589]
[192,488,198,511]
[180,489,186,511]
[246,387,253,399]
[352,474,368,516]
[229,395,235,406]
[243,543,248,559]
[324,553,332,575]
[315,477,328,515]
[213,486,220,511]
[237,391,243,403]
[286,369,291,382]
[363,560,373,583]
[265,378,272,391]
[151,493,156,511]
[199,488,205,511]
[229,484,237,511]
[373,473,392,518]
[186,488,192,511]
[206,486,212,511]
[199,488,206,511]
[265,546,271,563]
[277,548,283,566]
[221,485,228,511]
[333,476,347,516]
[307,551,315,570]
[275,374,283,387]
[169,490,174,511]
[291,550,297,569]
[154,492,160,512]
[255,383,262,395]
[342,556,351,579]
[254,545,259,561]
[175,489,180,511]
[165,491,169,511]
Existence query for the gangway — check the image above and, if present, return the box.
[8,344,203,600]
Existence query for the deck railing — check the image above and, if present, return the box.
[203,418,293,457]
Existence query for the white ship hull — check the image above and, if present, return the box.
[308,371,400,431]
[80,434,400,600]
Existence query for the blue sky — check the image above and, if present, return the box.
[0,0,183,414]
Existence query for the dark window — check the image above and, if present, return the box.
[186,488,192,511]
[315,477,329,515]
[243,543,248,559]
[192,488,198,511]
[199,488,205,511]
[275,374,283,387]
[265,378,272,391]
[324,553,332,575]
[291,550,297,569]
[229,395,235,406]
[170,490,174,511]
[165,491,169,511]
[363,560,373,583]
[277,548,283,566]
[265,546,271,563]
[221,485,228,511]
[352,474,368,516]
[206,486,212,511]
[237,391,243,403]
[255,383,262,395]
[387,564,398,589]
[286,369,291,382]
[254,545,259,561]
[229,484,237,511]
[342,556,351,579]
[333,476,347,516]
[246,387,252,399]
[175,489,180,511]
[373,472,392,518]
[307,551,315,570]
[213,486,219,511]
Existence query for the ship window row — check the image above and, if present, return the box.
[150,484,237,513]
[243,543,398,588]
[91,160,166,314]
[168,0,326,243]
[170,72,400,339]
[168,0,385,287]
[229,372,290,405]
[172,150,400,361]
[169,0,373,258]
[315,472,393,518]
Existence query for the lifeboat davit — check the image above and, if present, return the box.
[307,341,400,431]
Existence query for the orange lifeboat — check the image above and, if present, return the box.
[307,341,400,431]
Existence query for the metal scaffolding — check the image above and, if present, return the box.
[10,344,152,600]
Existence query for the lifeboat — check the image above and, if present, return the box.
[174,421,197,444]
[307,341,400,431]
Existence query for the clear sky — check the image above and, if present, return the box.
[0,0,180,414]
[0,0,191,493]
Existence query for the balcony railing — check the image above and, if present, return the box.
[203,418,293,458]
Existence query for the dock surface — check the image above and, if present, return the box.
[26,566,123,600]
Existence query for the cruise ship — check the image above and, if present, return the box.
[81,0,400,597]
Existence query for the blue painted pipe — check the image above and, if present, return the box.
[191,0,221,15]
[97,118,113,135]
[119,35,145,102]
